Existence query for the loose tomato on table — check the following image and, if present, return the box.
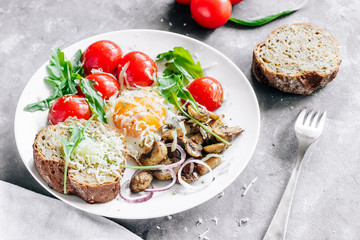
[82,40,123,75]
[77,73,120,100]
[190,0,232,29]
[115,51,157,87]
[187,77,223,111]
[48,95,92,125]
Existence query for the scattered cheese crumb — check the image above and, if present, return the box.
[169,22,173,26]
[196,218,203,226]
[218,191,224,198]
[156,226,161,230]
[167,215,173,220]
[199,228,210,240]
[160,18,164,22]
[236,218,249,226]
[183,23,187,26]
[212,217,219,225]
[242,177,258,197]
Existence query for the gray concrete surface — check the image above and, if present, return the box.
[1,0,360,239]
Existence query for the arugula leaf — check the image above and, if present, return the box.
[24,49,84,112]
[61,115,94,194]
[156,47,203,83]
[71,49,85,76]
[158,71,199,112]
[229,0,308,27]
[79,78,107,123]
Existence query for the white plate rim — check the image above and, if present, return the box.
[14,29,260,219]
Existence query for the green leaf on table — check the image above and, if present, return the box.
[79,78,107,123]
[229,0,309,27]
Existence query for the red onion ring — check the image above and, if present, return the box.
[143,168,176,193]
[119,180,154,203]
[178,159,214,191]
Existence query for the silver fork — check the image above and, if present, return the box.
[263,109,327,240]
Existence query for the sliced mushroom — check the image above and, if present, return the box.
[130,171,153,193]
[188,105,209,122]
[210,119,243,142]
[185,133,203,157]
[161,128,184,142]
[180,162,200,183]
[139,141,168,166]
[209,112,220,120]
[197,157,222,175]
[203,143,227,154]
[153,158,178,180]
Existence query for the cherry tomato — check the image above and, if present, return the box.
[230,0,243,4]
[187,77,223,111]
[115,51,157,87]
[190,0,232,29]
[176,0,191,4]
[77,73,120,100]
[82,40,123,75]
[48,95,91,125]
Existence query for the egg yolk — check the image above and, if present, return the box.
[113,96,166,137]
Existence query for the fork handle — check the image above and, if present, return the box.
[263,144,308,240]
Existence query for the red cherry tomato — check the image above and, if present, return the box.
[190,0,232,29]
[176,0,191,4]
[115,51,157,87]
[48,95,91,125]
[82,40,123,75]
[187,77,223,111]
[77,73,120,100]
[230,0,243,4]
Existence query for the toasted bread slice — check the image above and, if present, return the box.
[33,118,126,203]
[252,23,341,95]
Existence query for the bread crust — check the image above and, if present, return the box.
[252,23,341,95]
[33,119,125,203]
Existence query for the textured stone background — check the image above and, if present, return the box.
[1,0,359,239]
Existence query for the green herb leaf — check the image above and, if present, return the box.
[158,72,199,112]
[71,49,85,76]
[24,49,84,112]
[156,47,203,83]
[79,78,107,123]
[229,0,308,27]
[62,115,94,194]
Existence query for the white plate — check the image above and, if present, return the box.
[14,29,260,219]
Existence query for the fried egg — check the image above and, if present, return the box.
[106,87,177,157]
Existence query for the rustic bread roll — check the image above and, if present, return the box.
[33,118,127,203]
[252,23,341,95]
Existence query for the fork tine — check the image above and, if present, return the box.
[310,111,320,128]
[317,111,327,130]
[304,110,314,126]
[295,109,307,126]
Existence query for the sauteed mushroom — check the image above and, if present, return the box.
[185,133,203,157]
[180,162,200,183]
[139,141,167,166]
[197,157,222,175]
[203,143,227,154]
[188,105,209,123]
[210,119,243,142]
[130,171,153,193]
